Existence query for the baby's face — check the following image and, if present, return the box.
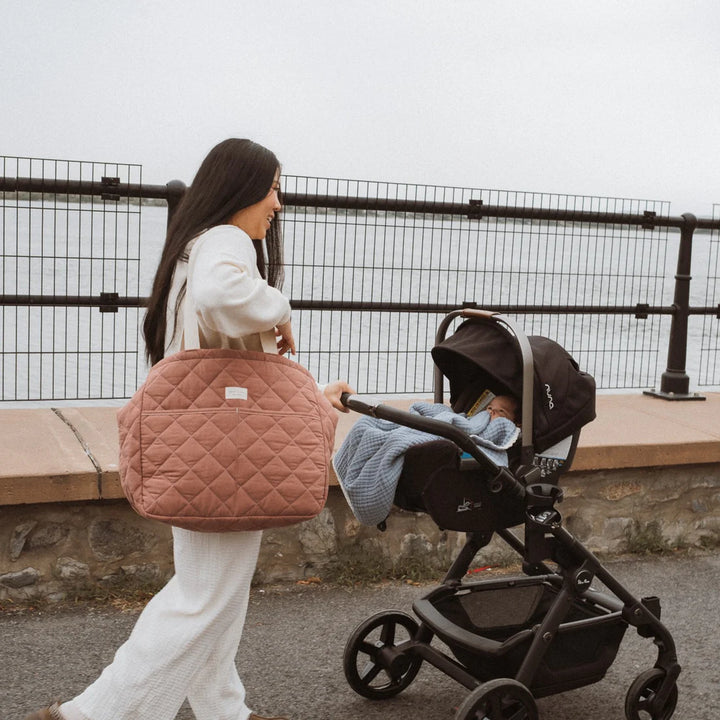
[487,397,516,422]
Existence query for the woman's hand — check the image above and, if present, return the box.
[323,380,356,412]
[275,320,296,356]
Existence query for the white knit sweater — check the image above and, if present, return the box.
[164,224,291,356]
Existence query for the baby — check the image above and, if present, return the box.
[486,395,519,424]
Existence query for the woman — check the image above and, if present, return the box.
[26,139,353,720]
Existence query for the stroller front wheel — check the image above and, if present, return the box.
[625,668,678,720]
[455,678,538,720]
[343,610,422,699]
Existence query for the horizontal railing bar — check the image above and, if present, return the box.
[0,351,139,356]
[0,294,687,316]
[6,175,720,230]
[695,218,720,230]
[0,176,184,202]
[292,301,680,314]
[0,295,148,308]
[281,193,690,228]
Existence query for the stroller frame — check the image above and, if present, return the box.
[341,309,680,720]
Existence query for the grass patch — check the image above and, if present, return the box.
[64,581,160,609]
[624,520,720,556]
[320,543,522,587]
[624,520,673,555]
[0,579,162,615]
[322,545,444,586]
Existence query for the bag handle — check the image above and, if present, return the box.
[182,246,202,351]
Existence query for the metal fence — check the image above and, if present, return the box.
[1,157,145,401]
[1,156,719,403]
[698,204,720,386]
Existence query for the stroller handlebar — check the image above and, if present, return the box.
[460,308,498,320]
[339,393,526,500]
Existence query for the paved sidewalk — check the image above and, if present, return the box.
[2,552,718,720]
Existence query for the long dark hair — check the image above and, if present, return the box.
[143,139,284,365]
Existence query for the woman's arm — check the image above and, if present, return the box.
[275,320,296,356]
[190,226,291,338]
[322,380,356,412]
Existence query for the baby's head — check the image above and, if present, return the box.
[486,395,519,424]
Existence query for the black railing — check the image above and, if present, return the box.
[1,156,719,402]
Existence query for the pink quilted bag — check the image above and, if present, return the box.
[117,349,338,531]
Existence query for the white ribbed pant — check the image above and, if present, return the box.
[61,527,263,720]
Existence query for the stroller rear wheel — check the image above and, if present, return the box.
[625,668,678,720]
[343,610,422,699]
[455,679,538,720]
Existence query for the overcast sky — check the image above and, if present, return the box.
[3,1,719,214]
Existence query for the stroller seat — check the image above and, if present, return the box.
[389,314,594,533]
[395,439,527,532]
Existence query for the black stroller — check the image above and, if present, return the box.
[339,309,680,720]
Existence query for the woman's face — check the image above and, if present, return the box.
[228,169,282,239]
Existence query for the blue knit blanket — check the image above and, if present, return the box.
[333,402,520,526]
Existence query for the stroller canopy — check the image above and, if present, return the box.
[431,318,596,453]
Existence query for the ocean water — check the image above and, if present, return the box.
[1,200,718,403]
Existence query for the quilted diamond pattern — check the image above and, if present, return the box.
[118,349,338,531]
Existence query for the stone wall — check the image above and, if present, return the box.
[2,463,718,603]
[561,464,720,549]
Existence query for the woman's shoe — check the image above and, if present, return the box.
[23,702,64,720]
[24,706,288,720]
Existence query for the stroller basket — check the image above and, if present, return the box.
[414,577,627,697]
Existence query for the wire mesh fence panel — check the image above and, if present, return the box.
[0,156,144,400]
[281,176,674,393]
[2,162,718,401]
[697,205,720,387]
[291,309,438,395]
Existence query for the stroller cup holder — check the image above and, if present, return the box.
[523,484,565,567]
[525,483,564,508]
[525,483,564,528]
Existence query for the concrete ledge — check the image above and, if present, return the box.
[573,393,720,470]
[0,409,99,505]
[57,407,125,501]
[1,393,720,506]
[2,394,719,601]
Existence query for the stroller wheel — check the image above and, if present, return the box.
[455,679,538,720]
[625,668,678,720]
[343,610,422,699]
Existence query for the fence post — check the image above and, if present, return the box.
[644,213,705,400]
[165,179,187,228]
